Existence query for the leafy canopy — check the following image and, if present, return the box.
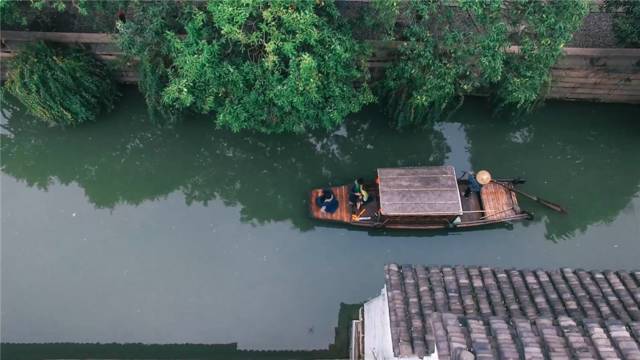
[117,1,183,122]
[379,0,588,127]
[496,0,589,111]
[382,0,508,127]
[1,0,127,31]
[160,0,373,133]
[4,41,119,126]
[603,0,640,47]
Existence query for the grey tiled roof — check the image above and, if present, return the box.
[426,313,640,360]
[383,264,640,359]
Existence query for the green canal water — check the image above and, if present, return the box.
[1,89,639,350]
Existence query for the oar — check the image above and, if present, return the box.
[492,180,568,214]
[494,177,526,185]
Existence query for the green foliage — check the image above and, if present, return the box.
[4,42,119,126]
[382,0,507,127]
[117,1,184,121]
[379,0,588,127]
[1,0,128,32]
[359,0,400,40]
[496,1,588,112]
[603,0,640,47]
[29,0,89,14]
[159,0,373,133]
[0,0,28,26]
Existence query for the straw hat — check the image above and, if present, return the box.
[476,170,492,185]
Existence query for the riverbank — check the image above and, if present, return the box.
[2,31,638,104]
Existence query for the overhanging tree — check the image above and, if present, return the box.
[4,41,119,126]
[379,0,588,127]
[164,0,374,133]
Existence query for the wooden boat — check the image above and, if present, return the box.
[309,165,532,230]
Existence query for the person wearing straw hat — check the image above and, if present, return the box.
[463,170,491,198]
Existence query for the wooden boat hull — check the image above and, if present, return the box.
[309,179,532,230]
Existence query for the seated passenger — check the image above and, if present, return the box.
[316,188,339,213]
[349,178,369,210]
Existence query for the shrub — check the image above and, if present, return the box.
[603,0,640,47]
[381,0,508,127]
[119,0,374,133]
[116,1,184,122]
[495,0,588,112]
[4,41,119,126]
[378,0,588,127]
[0,0,128,32]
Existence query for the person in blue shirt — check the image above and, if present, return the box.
[464,172,482,198]
[316,188,339,213]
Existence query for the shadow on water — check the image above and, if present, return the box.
[451,100,640,241]
[0,303,361,360]
[0,87,449,231]
[2,88,639,240]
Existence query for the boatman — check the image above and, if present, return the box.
[464,170,491,198]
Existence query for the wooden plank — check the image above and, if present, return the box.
[555,58,640,70]
[378,166,455,178]
[550,86,640,95]
[547,92,640,102]
[0,30,113,43]
[381,189,461,205]
[552,96,639,103]
[551,77,640,86]
[549,86,640,96]
[381,202,461,216]
[1,40,122,54]
[548,88,640,96]
[459,183,483,222]
[551,70,640,80]
[480,183,516,220]
[381,175,457,189]
[560,47,640,57]
[309,185,351,223]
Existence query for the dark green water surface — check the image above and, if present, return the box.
[2,89,639,350]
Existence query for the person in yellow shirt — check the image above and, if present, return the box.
[349,178,369,210]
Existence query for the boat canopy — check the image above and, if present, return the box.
[377,166,463,216]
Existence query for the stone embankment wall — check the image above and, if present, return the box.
[2,31,639,104]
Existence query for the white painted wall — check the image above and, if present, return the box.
[364,286,396,360]
[362,285,440,360]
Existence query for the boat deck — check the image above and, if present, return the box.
[480,182,519,220]
[310,185,381,225]
[309,185,352,223]
[458,183,483,222]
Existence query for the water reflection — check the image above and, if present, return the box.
[453,101,640,240]
[1,89,449,231]
[2,89,639,239]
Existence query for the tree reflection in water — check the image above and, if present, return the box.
[1,88,448,231]
[454,99,640,241]
[2,90,639,239]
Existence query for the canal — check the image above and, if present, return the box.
[1,88,639,350]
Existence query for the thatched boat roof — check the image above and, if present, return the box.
[377,166,463,216]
